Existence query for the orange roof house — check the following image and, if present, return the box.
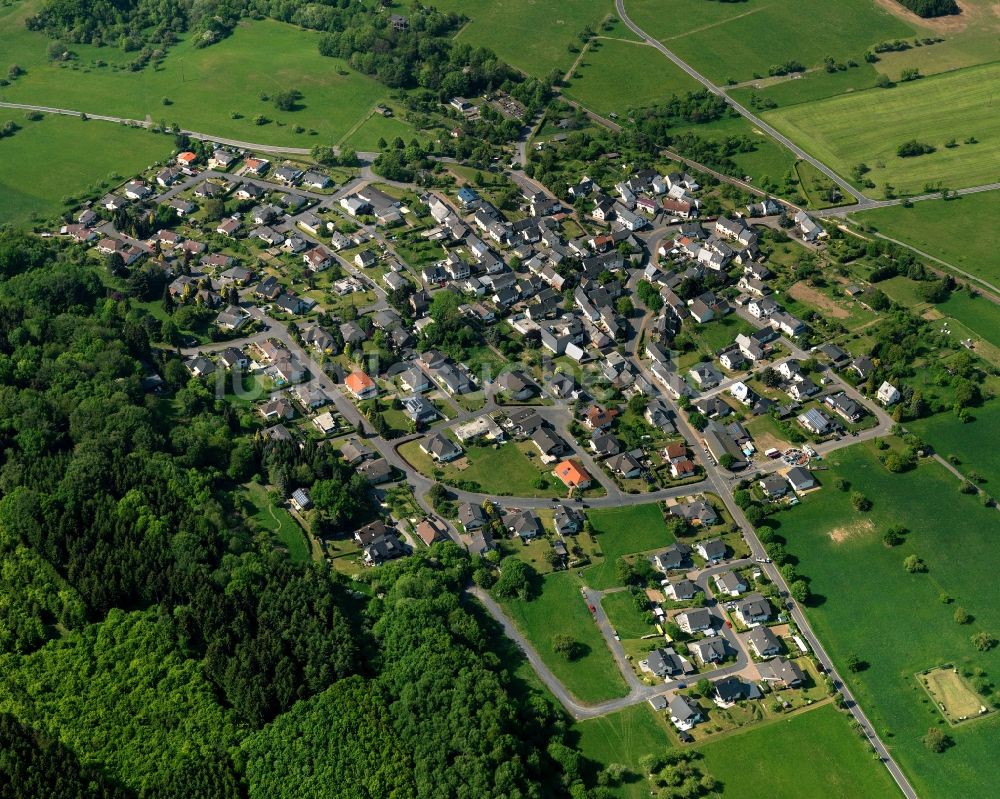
[584,404,617,430]
[345,370,377,399]
[176,151,197,166]
[554,459,591,490]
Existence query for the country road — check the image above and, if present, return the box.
[614,0,866,204]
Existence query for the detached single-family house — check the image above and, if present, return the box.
[713,571,748,598]
[786,466,816,492]
[554,459,592,491]
[653,543,693,572]
[345,370,378,400]
[290,487,312,512]
[458,503,488,532]
[746,626,781,658]
[757,657,805,688]
[668,695,704,731]
[735,593,772,626]
[797,408,833,435]
[508,510,542,540]
[421,433,463,463]
[675,607,713,635]
[877,381,901,406]
[695,538,727,563]
[759,474,790,499]
[689,636,727,665]
[664,578,698,602]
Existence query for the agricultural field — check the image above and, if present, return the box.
[0,5,402,146]
[434,0,615,80]
[919,666,991,725]
[584,503,677,589]
[624,0,914,83]
[0,111,172,226]
[777,441,1000,799]
[853,193,1000,288]
[500,571,629,705]
[730,62,883,109]
[563,38,701,117]
[765,63,1000,197]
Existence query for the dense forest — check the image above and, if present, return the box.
[0,228,619,797]
[895,0,960,17]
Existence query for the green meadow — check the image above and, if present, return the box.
[584,503,676,590]
[434,0,615,79]
[854,193,1000,288]
[574,702,899,799]
[765,63,1000,197]
[563,38,701,116]
[500,571,628,705]
[625,0,913,83]
[0,112,172,225]
[0,3,401,147]
[778,442,1000,799]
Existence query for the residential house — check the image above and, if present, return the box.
[695,538,727,563]
[825,392,864,423]
[359,458,393,484]
[714,676,762,706]
[653,543,693,571]
[689,636,727,665]
[746,626,781,658]
[590,432,621,458]
[354,249,378,269]
[735,593,772,626]
[496,370,537,400]
[607,451,642,479]
[217,347,249,370]
[532,428,567,460]
[345,370,378,400]
[554,459,591,491]
[554,504,584,535]
[458,503,488,532]
[675,607,713,635]
[416,516,448,547]
[508,510,542,540]
[668,695,704,731]
[797,408,833,435]
[664,578,697,602]
[877,381,901,406]
[421,433,463,463]
[851,356,875,380]
[757,657,805,688]
[290,488,312,512]
[759,474,790,499]
[215,305,251,332]
[714,571,748,598]
[786,466,816,492]
[670,500,718,527]
[362,533,406,566]
[260,397,295,421]
[689,363,722,389]
[312,411,338,436]
[646,647,690,679]
[340,438,374,465]
[402,395,438,425]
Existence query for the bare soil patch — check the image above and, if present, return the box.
[874,0,980,33]
[828,518,875,543]
[919,666,993,724]
[788,281,851,319]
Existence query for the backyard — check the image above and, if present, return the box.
[242,482,312,563]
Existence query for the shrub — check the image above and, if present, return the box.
[971,631,997,652]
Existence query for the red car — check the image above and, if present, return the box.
[589,605,596,614]
[724,620,732,629]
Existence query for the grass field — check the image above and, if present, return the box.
[501,571,629,704]
[243,482,311,563]
[777,441,1000,799]
[584,504,676,590]
[699,704,901,799]
[600,591,654,641]
[730,63,882,108]
[399,438,564,497]
[766,63,1000,197]
[854,193,1000,288]
[935,292,1000,352]
[434,0,614,79]
[625,0,914,83]
[910,402,1000,488]
[668,115,799,190]
[340,111,422,152]
[574,702,899,799]
[563,38,701,116]
[920,667,989,725]
[0,5,401,147]
[0,112,172,225]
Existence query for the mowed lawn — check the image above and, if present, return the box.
[766,63,1000,197]
[0,9,398,146]
[584,504,675,589]
[434,0,613,79]
[910,402,1000,489]
[854,193,1000,287]
[778,442,1000,799]
[0,113,171,226]
[243,483,311,563]
[500,571,628,705]
[625,0,913,83]
[563,38,700,116]
[699,705,901,799]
